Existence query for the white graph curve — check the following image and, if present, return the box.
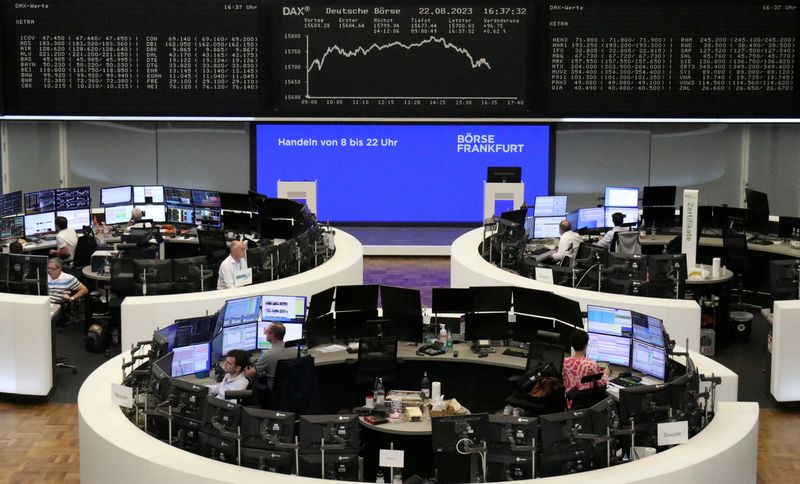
[307,36,492,73]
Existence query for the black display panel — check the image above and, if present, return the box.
[1,0,270,116]
[543,0,799,117]
[0,191,23,218]
[277,2,530,114]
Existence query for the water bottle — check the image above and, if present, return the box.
[421,371,431,398]
[446,330,453,352]
[374,377,385,405]
[103,257,110,275]
[439,324,448,344]
[375,471,385,483]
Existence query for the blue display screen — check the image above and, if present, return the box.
[255,124,551,223]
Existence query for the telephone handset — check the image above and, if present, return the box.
[417,340,445,356]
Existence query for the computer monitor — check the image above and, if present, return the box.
[133,185,165,204]
[464,312,510,341]
[24,212,56,236]
[299,452,359,480]
[645,254,687,299]
[100,185,133,206]
[641,186,676,207]
[261,294,307,323]
[169,315,217,350]
[57,209,91,229]
[0,190,22,217]
[641,206,676,230]
[472,286,513,312]
[104,204,134,225]
[192,189,222,208]
[172,255,210,293]
[586,332,631,367]
[669,371,702,435]
[575,207,607,230]
[55,186,91,211]
[24,189,56,215]
[164,187,193,206]
[604,187,639,208]
[134,204,166,223]
[335,284,379,312]
[745,188,769,214]
[778,216,800,238]
[534,196,568,217]
[769,259,800,300]
[0,215,24,239]
[631,340,667,381]
[166,378,210,422]
[487,166,521,183]
[221,322,258,354]
[222,296,261,327]
[299,414,359,452]
[240,448,293,474]
[307,287,336,321]
[166,205,195,225]
[379,285,422,316]
[746,208,770,235]
[171,342,212,378]
[257,321,304,349]
[149,353,173,404]
[631,312,665,348]
[219,192,252,212]
[222,211,253,234]
[194,207,222,228]
[132,259,173,295]
[431,287,473,314]
[537,410,594,477]
[240,407,296,450]
[618,383,672,448]
[432,413,490,453]
[604,207,639,227]
[586,305,633,337]
[203,395,242,435]
[533,216,562,238]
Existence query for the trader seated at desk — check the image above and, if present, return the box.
[48,257,88,306]
[595,211,629,248]
[245,322,296,390]
[209,349,251,401]
[49,216,77,262]
[549,220,584,264]
[563,331,609,409]
[217,240,248,290]
[127,207,144,227]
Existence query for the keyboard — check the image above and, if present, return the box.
[502,347,529,358]
[747,236,772,246]
[610,377,642,388]
[531,247,550,256]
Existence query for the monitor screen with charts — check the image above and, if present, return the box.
[101,185,133,206]
[532,216,562,239]
[257,320,303,349]
[0,191,23,218]
[604,207,640,227]
[0,216,24,239]
[586,305,633,337]
[587,332,631,367]
[134,204,167,223]
[55,187,91,211]
[222,322,258,354]
[534,196,568,217]
[631,312,665,348]
[104,205,133,225]
[57,209,91,229]
[166,205,194,225]
[133,185,165,204]
[632,340,667,381]
[261,295,307,322]
[171,342,211,378]
[24,212,56,236]
[604,187,639,208]
[222,296,261,327]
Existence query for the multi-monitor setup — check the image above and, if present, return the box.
[0,187,93,239]
[101,185,222,228]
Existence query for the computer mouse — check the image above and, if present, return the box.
[453,351,459,358]
[478,352,488,358]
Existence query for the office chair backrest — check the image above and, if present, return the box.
[273,356,321,415]
[722,229,749,274]
[72,233,98,268]
[357,336,399,374]
[613,231,641,255]
[110,258,136,297]
[198,229,229,264]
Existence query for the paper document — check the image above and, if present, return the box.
[317,344,348,353]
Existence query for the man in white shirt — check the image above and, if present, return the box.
[596,212,629,248]
[50,216,78,262]
[551,220,584,263]
[47,258,88,305]
[208,349,250,400]
[217,240,248,290]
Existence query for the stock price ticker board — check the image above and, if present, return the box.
[0,0,271,116]
[0,0,799,118]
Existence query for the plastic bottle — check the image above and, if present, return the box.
[374,377,385,405]
[439,324,448,344]
[421,371,431,398]
[446,330,453,352]
[103,257,110,275]
[375,470,385,483]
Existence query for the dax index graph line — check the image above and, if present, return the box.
[306,35,493,74]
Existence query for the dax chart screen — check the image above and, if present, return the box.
[277,3,530,114]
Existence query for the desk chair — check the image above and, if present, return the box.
[198,229,228,265]
[611,231,641,255]
[273,356,321,415]
[722,229,759,309]
[567,373,607,410]
[72,230,97,270]
[355,336,399,390]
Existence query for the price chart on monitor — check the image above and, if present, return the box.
[278,4,530,114]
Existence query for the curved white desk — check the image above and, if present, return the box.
[771,300,800,402]
[451,229,703,353]
[0,293,52,396]
[121,229,363,349]
[79,350,750,484]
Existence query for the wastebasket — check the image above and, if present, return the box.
[730,311,754,342]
